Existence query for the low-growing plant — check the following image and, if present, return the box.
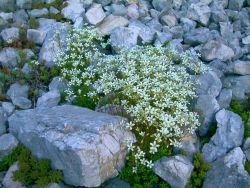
[13,145,62,188]
[187,152,211,188]
[245,161,250,174]
[56,26,207,177]
[230,99,250,138]
[32,0,67,10]
[28,17,40,29]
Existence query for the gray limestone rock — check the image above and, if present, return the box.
[153,155,193,188]
[202,109,244,162]
[0,134,19,159]
[85,3,106,25]
[0,27,19,44]
[8,105,134,187]
[36,90,61,108]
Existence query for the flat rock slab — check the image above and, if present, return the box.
[8,105,133,187]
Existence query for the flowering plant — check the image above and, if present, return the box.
[56,26,207,171]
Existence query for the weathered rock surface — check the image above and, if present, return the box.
[0,133,19,159]
[39,21,70,67]
[36,90,61,108]
[216,88,232,109]
[2,162,26,188]
[195,94,220,136]
[202,109,244,162]
[85,3,106,25]
[226,60,250,75]
[61,0,85,22]
[0,108,7,136]
[153,155,193,188]
[8,105,134,187]
[98,15,129,35]
[222,75,250,100]
[0,48,20,67]
[203,147,250,188]
[0,27,19,44]
[201,40,235,62]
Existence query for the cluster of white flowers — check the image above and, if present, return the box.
[56,27,207,172]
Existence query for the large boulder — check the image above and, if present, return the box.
[8,105,134,187]
[203,147,250,188]
[202,109,244,162]
[153,155,193,188]
[225,60,250,75]
[183,28,212,46]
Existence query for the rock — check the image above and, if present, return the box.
[208,59,227,78]
[228,0,244,11]
[7,83,29,100]
[96,0,111,6]
[73,17,85,29]
[12,97,32,110]
[104,178,131,188]
[153,155,193,188]
[16,0,32,9]
[2,102,15,116]
[127,4,139,19]
[49,7,60,14]
[49,77,68,92]
[0,12,13,21]
[173,133,199,160]
[28,8,49,18]
[2,162,26,188]
[154,31,172,46]
[197,71,222,98]
[210,4,228,23]
[39,22,70,67]
[203,147,250,188]
[8,105,134,187]
[152,0,172,11]
[110,4,127,16]
[61,0,85,22]
[161,14,177,27]
[129,20,156,43]
[216,88,232,109]
[202,109,244,162]
[27,29,46,45]
[110,26,139,51]
[0,48,20,68]
[85,3,106,25]
[0,27,19,44]
[201,40,235,62]
[195,95,220,136]
[187,3,211,26]
[166,39,183,52]
[226,60,250,75]
[36,90,61,108]
[180,18,197,33]
[0,0,15,12]
[183,28,212,46]
[97,14,129,35]
[0,108,6,136]
[7,83,31,109]
[13,9,29,27]
[0,134,19,159]
[242,35,250,45]
[222,75,250,100]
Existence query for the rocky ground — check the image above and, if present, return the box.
[0,0,250,187]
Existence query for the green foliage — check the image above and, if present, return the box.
[200,122,217,146]
[230,99,250,138]
[245,161,250,174]
[0,145,22,172]
[187,152,211,188]
[120,146,172,188]
[28,17,40,29]
[32,0,67,10]
[8,145,63,188]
